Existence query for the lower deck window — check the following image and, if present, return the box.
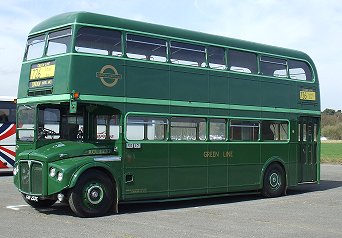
[262,121,289,141]
[126,116,167,141]
[209,119,226,141]
[171,117,206,141]
[230,120,259,141]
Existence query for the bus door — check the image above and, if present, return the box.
[298,117,319,183]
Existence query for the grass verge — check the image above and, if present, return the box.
[321,141,342,164]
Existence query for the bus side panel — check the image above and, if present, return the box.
[209,71,229,104]
[260,143,289,179]
[228,144,261,192]
[260,80,293,109]
[125,61,170,100]
[123,143,169,200]
[207,143,229,194]
[229,74,260,107]
[288,142,298,187]
[169,144,208,197]
[170,68,208,103]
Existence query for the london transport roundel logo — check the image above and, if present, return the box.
[96,65,122,87]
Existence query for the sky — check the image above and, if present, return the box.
[0,0,341,110]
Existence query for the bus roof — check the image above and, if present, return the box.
[29,12,313,63]
[0,96,16,102]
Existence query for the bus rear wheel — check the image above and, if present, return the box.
[68,170,115,217]
[262,163,286,198]
[22,194,57,209]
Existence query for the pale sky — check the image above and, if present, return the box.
[1,0,341,110]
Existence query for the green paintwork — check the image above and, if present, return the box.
[14,12,320,206]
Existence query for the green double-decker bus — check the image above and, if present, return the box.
[13,12,321,217]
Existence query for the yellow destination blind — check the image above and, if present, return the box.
[30,61,55,80]
[299,90,316,101]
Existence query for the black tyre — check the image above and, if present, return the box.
[22,194,57,209]
[262,163,286,198]
[68,170,115,217]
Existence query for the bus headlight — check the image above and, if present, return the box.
[57,172,63,182]
[13,164,19,176]
[49,167,56,177]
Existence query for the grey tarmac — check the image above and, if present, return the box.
[0,164,341,238]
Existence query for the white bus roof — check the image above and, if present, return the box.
[0,96,16,102]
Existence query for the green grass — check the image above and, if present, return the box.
[321,142,342,164]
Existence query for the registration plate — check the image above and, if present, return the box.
[30,61,55,80]
[25,195,38,202]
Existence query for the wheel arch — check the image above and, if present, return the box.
[69,162,120,213]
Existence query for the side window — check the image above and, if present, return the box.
[171,117,206,141]
[230,120,259,141]
[126,34,167,62]
[288,60,312,81]
[0,102,16,123]
[228,49,257,74]
[262,121,289,141]
[209,119,226,141]
[75,27,122,56]
[46,28,72,56]
[96,115,120,140]
[26,35,45,60]
[260,56,287,78]
[170,42,206,67]
[126,116,167,141]
[207,46,225,69]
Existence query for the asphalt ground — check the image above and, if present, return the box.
[0,164,341,238]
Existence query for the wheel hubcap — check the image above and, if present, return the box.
[269,172,281,190]
[86,185,104,205]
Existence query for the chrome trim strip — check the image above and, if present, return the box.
[94,156,121,162]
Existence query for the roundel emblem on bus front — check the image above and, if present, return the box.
[96,65,122,87]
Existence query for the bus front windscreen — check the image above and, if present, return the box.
[38,106,84,141]
[37,104,120,141]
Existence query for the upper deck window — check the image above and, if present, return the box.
[228,49,257,74]
[46,28,72,56]
[126,34,167,62]
[260,56,287,78]
[75,27,122,56]
[170,42,206,67]
[288,60,312,81]
[26,35,45,60]
[208,46,225,69]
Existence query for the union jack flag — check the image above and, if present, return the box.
[0,123,16,169]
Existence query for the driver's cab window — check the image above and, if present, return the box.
[61,114,84,140]
[38,108,61,139]
[96,115,119,140]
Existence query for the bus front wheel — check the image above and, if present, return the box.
[68,170,115,217]
[262,163,286,198]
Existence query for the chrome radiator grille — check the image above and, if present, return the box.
[19,161,43,195]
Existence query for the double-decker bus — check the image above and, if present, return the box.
[14,12,320,217]
[0,96,16,172]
